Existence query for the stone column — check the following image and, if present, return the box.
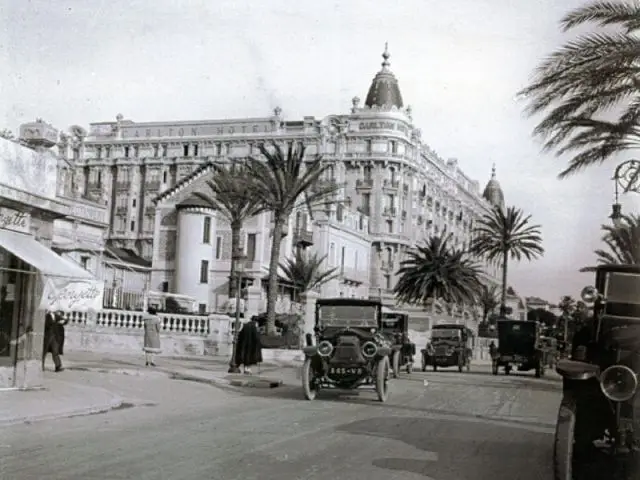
[245,284,262,320]
[300,290,318,342]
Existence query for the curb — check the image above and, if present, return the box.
[0,393,123,428]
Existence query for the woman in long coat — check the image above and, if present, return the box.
[143,306,162,366]
[54,310,69,355]
[234,319,262,374]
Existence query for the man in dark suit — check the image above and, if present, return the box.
[42,310,64,372]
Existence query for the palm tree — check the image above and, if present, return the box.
[580,214,640,271]
[193,162,267,297]
[518,1,640,179]
[470,206,544,316]
[478,284,499,324]
[279,250,339,303]
[0,129,14,140]
[247,142,340,333]
[395,233,484,308]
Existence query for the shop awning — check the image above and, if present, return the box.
[0,229,93,279]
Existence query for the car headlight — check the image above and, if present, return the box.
[362,341,378,358]
[600,365,638,402]
[318,340,334,357]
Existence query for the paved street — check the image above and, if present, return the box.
[2,366,560,480]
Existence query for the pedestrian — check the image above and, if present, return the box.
[234,318,262,375]
[54,310,69,356]
[143,306,162,366]
[42,310,64,372]
[489,340,498,359]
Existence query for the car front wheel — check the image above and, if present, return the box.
[302,358,318,401]
[376,357,390,402]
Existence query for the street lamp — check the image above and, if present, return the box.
[611,159,640,227]
[228,254,247,374]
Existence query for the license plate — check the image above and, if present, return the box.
[329,367,362,375]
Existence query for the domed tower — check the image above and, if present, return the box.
[364,43,404,109]
[482,164,505,209]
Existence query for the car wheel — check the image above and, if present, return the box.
[406,361,413,374]
[391,350,400,379]
[302,358,317,401]
[376,357,390,403]
[421,354,427,372]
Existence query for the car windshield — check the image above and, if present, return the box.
[382,314,403,328]
[318,305,378,327]
[432,329,460,340]
[605,272,640,305]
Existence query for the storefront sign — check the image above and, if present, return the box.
[0,207,30,234]
[70,203,108,224]
[42,278,104,312]
[0,138,58,199]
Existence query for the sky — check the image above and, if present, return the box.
[1,0,635,304]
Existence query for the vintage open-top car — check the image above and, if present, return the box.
[554,264,640,479]
[422,324,473,372]
[381,307,416,377]
[301,298,392,402]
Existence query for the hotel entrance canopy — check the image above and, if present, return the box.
[0,228,92,279]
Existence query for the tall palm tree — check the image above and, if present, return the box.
[193,162,267,297]
[279,250,339,303]
[395,233,484,308]
[247,142,340,333]
[518,1,640,179]
[470,206,544,316]
[581,214,640,271]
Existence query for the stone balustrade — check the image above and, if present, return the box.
[64,309,234,357]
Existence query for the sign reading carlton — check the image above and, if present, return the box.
[42,278,104,312]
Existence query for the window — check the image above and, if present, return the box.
[130,220,135,232]
[385,275,392,290]
[183,145,189,156]
[364,166,372,180]
[124,146,130,158]
[153,145,159,157]
[193,144,199,156]
[105,146,111,158]
[96,147,102,159]
[246,233,256,261]
[162,145,168,157]
[134,146,139,157]
[163,170,167,183]
[97,170,102,185]
[132,198,136,208]
[202,217,211,244]
[366,140,372,153]
[340,246,346,272]
[330,242,336,265]
[386,220,393,233]
[215,237,222,260]
[198,303,207,315]
[199,260,209,283]
[80,256,90,269]
[390,140,397,154]
[216,143,222,156]
[161,281,169,293]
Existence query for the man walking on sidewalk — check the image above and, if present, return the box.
[43,310,64,372]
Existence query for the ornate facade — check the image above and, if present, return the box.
[63,46,503,327]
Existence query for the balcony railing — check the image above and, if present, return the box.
[383,179,400,189]
[293,228,313,247]
[382,207,397,217]
[356,178,373,189]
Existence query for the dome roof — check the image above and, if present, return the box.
[482,164,505,208]
[364,43,404,109]
[176,194,214,210]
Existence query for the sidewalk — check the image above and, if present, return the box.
[0,373,123,427]
[62,351,296,389]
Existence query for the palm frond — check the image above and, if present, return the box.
[278,250,339,294]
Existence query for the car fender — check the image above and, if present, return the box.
[556,359,600,381]
[303,345,318,357]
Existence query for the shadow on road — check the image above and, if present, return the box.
[412,378,562,394]
[336,416,552,479]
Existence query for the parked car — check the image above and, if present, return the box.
[554,264,640,479]
[301,298,392,402]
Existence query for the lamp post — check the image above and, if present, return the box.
[228,255,246,374]
[611,160,640,227]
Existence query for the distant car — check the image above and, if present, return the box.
[422,324,473,373]
[301,298,392,402]
[380,307,416,377]
[493,319,545,378]
[554,264,640,479]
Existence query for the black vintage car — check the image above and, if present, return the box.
[301,298,392,402]
[493,319,545,377]
[554,265,640,479]
[381,307,416,377]
[422,324,473,372]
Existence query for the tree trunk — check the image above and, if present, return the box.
[266,215,286,334]
[229,221,242,298]
[499,251,509,316]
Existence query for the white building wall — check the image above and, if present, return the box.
[175,207,216,308]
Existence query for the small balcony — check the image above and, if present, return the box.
[293,228,314,247]
[382,207,397,217]
[115,206,128,216]
[380,260,395,272]
[383,179,400,190]
[356,178,373,189]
